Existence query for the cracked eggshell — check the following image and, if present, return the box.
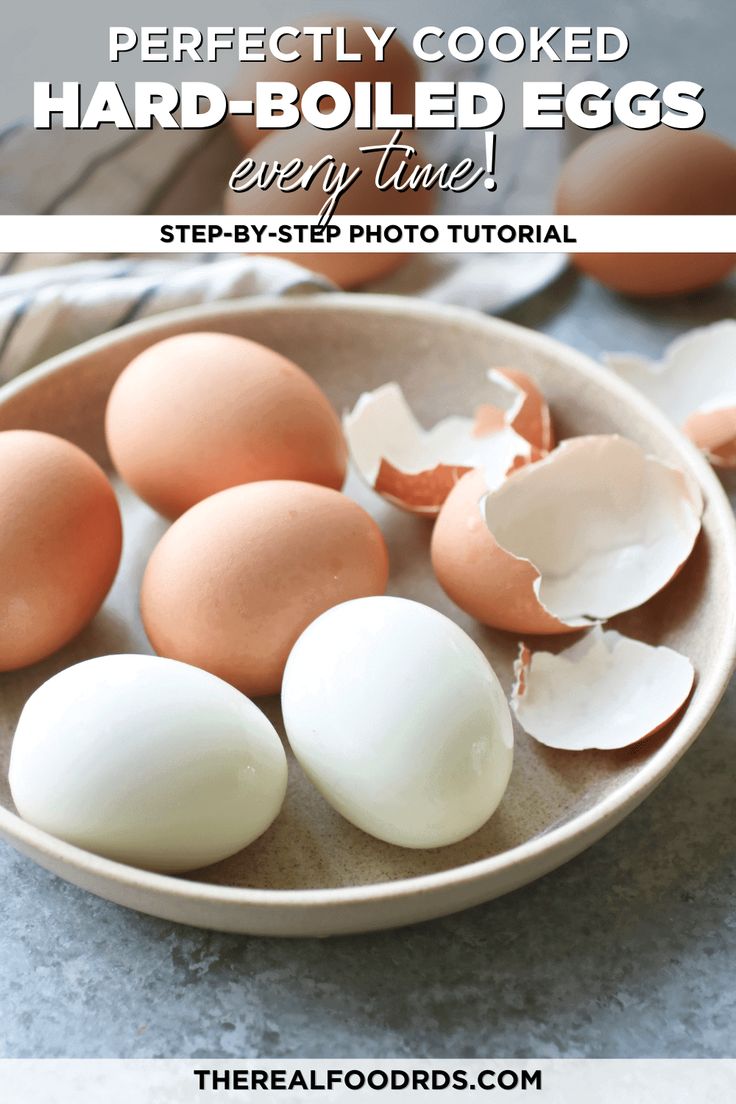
[343,381,538,516]
[475,368,555,454]
[606,321,736,468]
[683,405,736,468]
[511,627,695,751]
[431,435,703,634]
[431,468,573,635]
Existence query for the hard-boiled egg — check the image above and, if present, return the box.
[141,481,389,697]
[0,430,122,671]
[106,332,347,519]
[281,596,513,849]
[9,654,287,872]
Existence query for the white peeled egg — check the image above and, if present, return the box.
[9,654,287,872]
[282,596,514,849]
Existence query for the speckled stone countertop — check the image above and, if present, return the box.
[2,273,735,1059]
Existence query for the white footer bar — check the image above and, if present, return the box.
[1,1059,734,1102]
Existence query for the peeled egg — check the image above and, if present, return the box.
[0,430,122,671]
[9,655,287,872]
[224,126,434,288]
[555,128,736,296]
[105,332,347,519]
[141,481,389,697]
[282,596,514,849]
[228,18,419,151]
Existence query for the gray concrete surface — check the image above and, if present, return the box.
[2,271,735,1059]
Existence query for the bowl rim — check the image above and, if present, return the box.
[2,291,735,916]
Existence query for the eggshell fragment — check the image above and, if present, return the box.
[431,435,703,634]
[282,596,513,848]
[106,332,347,519]
[475,368,555,454]
[141,481,389,697]
[511,627,695,751]
[684,405,736,468]
[9,655,287,871]
[606,321,736,468]
[344,380,539,515]
[0,430,122,670]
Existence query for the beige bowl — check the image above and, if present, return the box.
[1,294,734,937]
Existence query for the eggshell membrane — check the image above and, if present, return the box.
[224,126,434,289]
[0,430,122,670]
[607,321,736,469]
[431,469,574,635]
[344,380,537,516]
[141,480,389,697]
[229,18,419,151]
[511,627,695,751]
[432,436,703,634]
[555,128,736,296]
[105,332,347,519]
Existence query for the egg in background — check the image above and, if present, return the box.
[555,127,736,296]
[228,17,419,152]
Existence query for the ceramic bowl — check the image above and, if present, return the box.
[1,294,734,936]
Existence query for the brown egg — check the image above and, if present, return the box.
[555,128,736,296]
[0,430,122,671]
[106,332,347,519]
[141,481,389,696]
[229,18,419,151]
[224,126,434,288]
[430,469,574,635]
